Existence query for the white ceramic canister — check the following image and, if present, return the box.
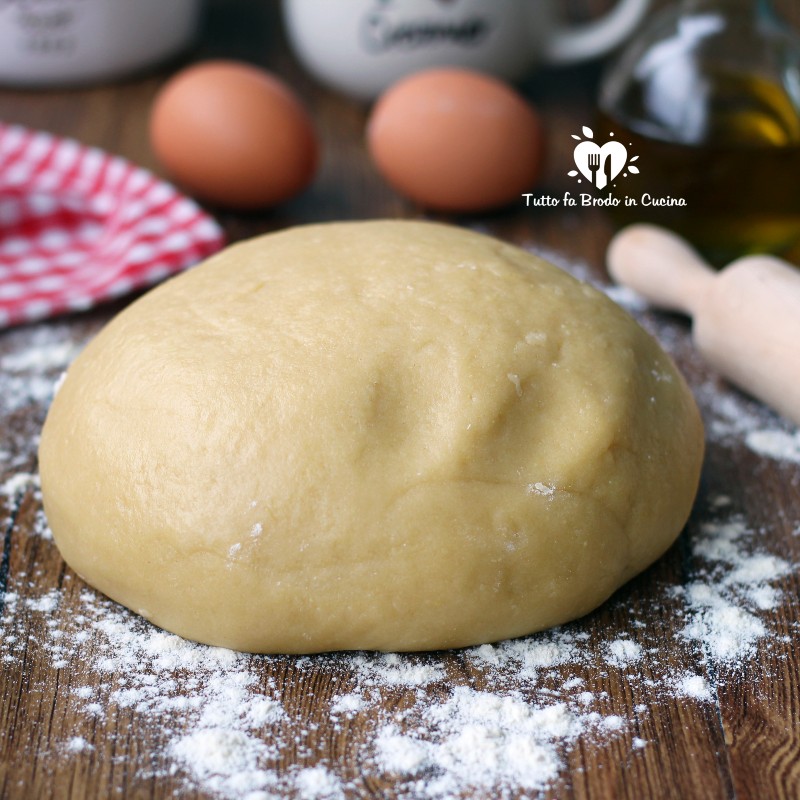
[282,0,652,99]
[0,0,201,87]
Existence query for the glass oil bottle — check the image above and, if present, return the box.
[597,0,800,264]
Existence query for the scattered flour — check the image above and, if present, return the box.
[24,589,60,613]
[744,429,800,464]
[0,471,39,501]
[701,383,800,460]
[8,502,790,800]
[0,326,80,413]
[676,512,791,664]
[0,373,59,413]
[679,584,767,663]
[348,652,445,687]
[678,674,712,701]
[601,715,625,731]
[606,639,643,666]
[65,736,93,753]
[293,766,345,800]
[0,338,80,373]
[374,689,581,797]
[170,729,274,798]
[602,283,648,311]
[330,693,366,716]
[31,507,53,540]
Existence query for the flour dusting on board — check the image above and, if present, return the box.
[2,269,799,798]
[0,325,80,415]
[2,490,793,800]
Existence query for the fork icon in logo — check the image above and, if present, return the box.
[587,152,601,188]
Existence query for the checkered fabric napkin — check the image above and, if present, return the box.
[0,122,225,329]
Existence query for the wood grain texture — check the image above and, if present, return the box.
[1,1,800,799]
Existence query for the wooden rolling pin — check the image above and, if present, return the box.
[607,223,800,426]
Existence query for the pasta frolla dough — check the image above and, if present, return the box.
[39,221,704,653]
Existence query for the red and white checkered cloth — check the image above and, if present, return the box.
[0,121,225,329]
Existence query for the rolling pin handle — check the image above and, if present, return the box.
[607,224,715,317]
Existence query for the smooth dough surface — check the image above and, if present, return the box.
[39,220,704,653]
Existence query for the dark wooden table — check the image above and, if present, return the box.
[2,2,800,799]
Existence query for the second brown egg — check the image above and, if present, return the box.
[367,68,543,213]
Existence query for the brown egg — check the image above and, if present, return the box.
[150,60,318,209]
[367,68,543,213]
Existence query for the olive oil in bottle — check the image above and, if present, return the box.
[597,0,800,264]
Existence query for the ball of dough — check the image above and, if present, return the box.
[39,221,703,653]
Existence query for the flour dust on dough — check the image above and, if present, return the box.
[39,220,704,653]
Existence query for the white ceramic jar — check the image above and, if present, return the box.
[283,0,651,99]
[0,0,201,87]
